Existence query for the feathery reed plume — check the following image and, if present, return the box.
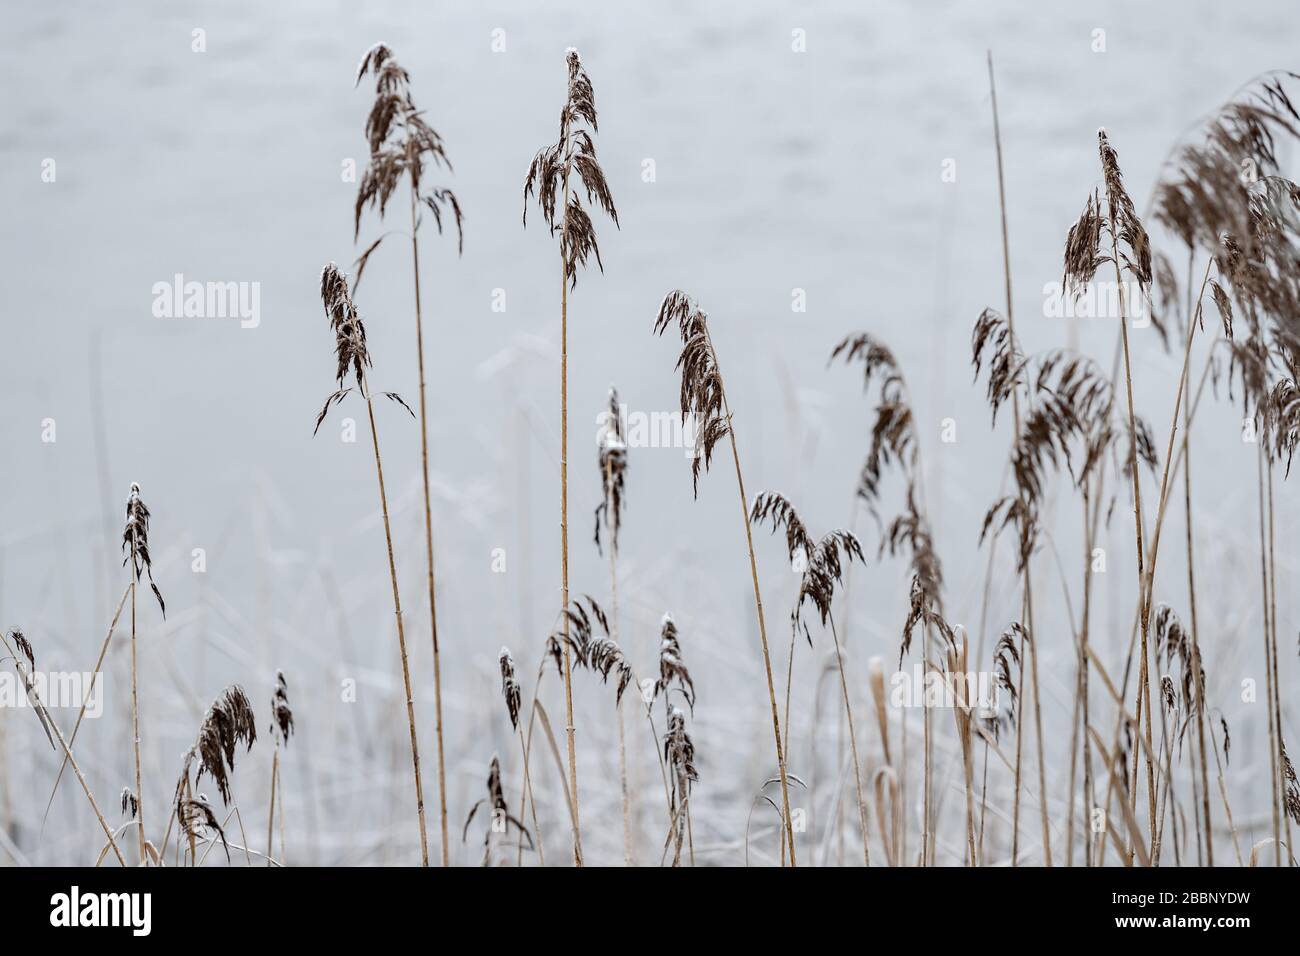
[267,670,292,867]
[179,792,229,863]
[463,756,532,865]
[545,594,609,672]
[1154,80,1300,865]
[654,289,798,863]
[499,645,547,867]
[1154,73,1300,260]
[994,625,1025,715]
[971,309,1026,426]
[353,42,462,254]
[0,628,125,865]
[195,685,257,805]
[663,707,698,866]
[354,42,460,867]
[828,335,918,518]
[523,48,619,866]
[589,635,634,706]
[1065,128,1158,856]
[9,628,34,672]
[655,291,730,495]
[523,49,619,286]
[121,481,164,864]
[652,614,694,711]
[499,647,522,731]
[122,483,165,617]
[313,261,428,865]
[270,670,294,745]
[751,490,870,864]
[1282,743,1300,826]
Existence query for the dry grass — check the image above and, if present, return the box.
[7,49,1300,872]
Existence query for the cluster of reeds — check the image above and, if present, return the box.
[10,43,1300,872]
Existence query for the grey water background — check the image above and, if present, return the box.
[1,0,1296,864]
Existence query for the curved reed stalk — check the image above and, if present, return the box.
[315,262,427,864]
[654,289,797,864]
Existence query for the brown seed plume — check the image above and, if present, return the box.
[499,647,522,730]
[523,48,619,288]
[545,595,610,673]
[270,670,294,745]
[751,490,864,643]
[462,755,532,858]
[195,685,258,805]
[121,482,165,617]
[179,791,229,862]
[654,291,730,495]
[353,42,462,269]
[314,262,413,433]
[8,628,34,671]
[653,614,695,712]
[831,333,944,617]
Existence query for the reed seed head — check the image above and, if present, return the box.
[499,647,522,730]
[271,669,294,746]
[523,48,618,288]
[195,685,258,804]
[655,291,730,495]
[121,482,166,617]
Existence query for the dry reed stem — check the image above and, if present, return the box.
[43,583,130,825]
[0,629,126,867]
[987,53,1052,866]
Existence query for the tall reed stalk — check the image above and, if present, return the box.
[523,49,619,864]
[986,53,1051,865]
[354,44,463,865]
[655,291,798,863]
[316,262,428,864]
[122,482,165,864]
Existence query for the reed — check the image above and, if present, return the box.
[354,43,462,866]
[267,670,293,866]
[121,481,165,864]
[314,261,428,864]
[654,289,798,863]
[523,49,620,865]
[751,491,870,864]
